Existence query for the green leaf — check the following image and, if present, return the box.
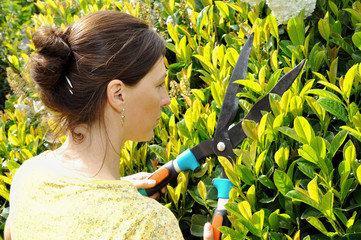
[341,126,361,142]
[242,119,258,141]
[190,214,208,237]
[234,80,262,94]
[275,146,289,171]
[329,58,338,84]
[317,97,348,122]
[345,8,361,23]
[328,1,339,16]
[286,189,319,210]
[318,19,330,41]
[8,132,20,147]
[251,210,265,234]
[206,112,216,136]
[7,160,20,176]
[188,189,206,206]
[219,157,238,185]
[225,202,243,219]
[347,211,357,229]
[177,119,192,139]
[238,165,256,185]
[21,148,33,161]
[278,126,303,143]
[306,89,343,104]
[169,97,179,119]
[258,175,276,189]
[330,38,353,56]
[307,217,337,237]
[320,191,334,219]
[215,1,229,19]
[356,165,361,184]
[238,201,252,221]
[307,177,320,204]
[342,64,358,101]
[352,32,361,51]
[274,169,293,196]
[197,180,207,203]
[305,96,325,122]
[211,82,224,108]
[310,136,326,160]
[267,14,279,40]
[184,108,193,133]
[269,210,280,231]
[297,162,316,179]
[255,150,267,176]
[294,117,314,144]
[329,130,348,158]
[167,22,179,44]
[247,185,256,209]
[236,202,263,237]
[298,145,319,165]
[287,15,305,46]
[149,145,168,162]
[196,6,209,37]
[290,95,303,117]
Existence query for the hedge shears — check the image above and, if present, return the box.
[139,33,305,239]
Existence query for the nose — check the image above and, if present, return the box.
[161,87,171,107]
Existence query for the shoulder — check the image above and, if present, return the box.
[12,151,50,182]
[10,151,51,199]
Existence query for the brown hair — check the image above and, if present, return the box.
[30,11,165,140]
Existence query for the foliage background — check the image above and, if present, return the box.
[1,0,361,239]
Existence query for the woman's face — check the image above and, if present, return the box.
[123,58,171,141]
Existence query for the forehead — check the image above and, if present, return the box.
[142,58,166,82]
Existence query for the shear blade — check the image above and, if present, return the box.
[228,59,306,148]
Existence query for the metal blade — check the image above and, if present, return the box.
[214,33,254,136]
[211,33,254,163]
[228,59,306,147]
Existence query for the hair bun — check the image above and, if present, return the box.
[30,25,72,91]
[32,25,71,60]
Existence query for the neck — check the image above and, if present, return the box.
[54,124,124,180]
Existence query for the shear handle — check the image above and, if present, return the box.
[139,149,200,196]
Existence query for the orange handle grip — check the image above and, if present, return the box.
[212,214,223,240]
[138,161,179,196]
[211,209,229,240]
[148,167,170,184]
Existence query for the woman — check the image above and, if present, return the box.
[4,10,214,240]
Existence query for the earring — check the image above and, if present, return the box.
[121,108,125,125]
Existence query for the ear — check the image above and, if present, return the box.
[107,79,126,113]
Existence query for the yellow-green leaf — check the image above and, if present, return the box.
[238,201,252,221]
[294,117,314,144]
[235,80,262,94]
[242,119,258,141]
[357,165,361,184]
[307,177,320,204]
[275,146,289,171]
[318,18,330,41]
[342,64,358,101]
[197,180,207,202]
[298,145,319,165]
[247,184,256,209]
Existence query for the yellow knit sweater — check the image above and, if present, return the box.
[9,152,184,240]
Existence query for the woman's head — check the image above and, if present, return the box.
[30,10,165,140]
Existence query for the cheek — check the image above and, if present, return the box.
[131,91,159,121]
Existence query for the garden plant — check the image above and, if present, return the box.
[1,0,361,239]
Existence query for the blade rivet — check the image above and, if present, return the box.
[217,142,226,152]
